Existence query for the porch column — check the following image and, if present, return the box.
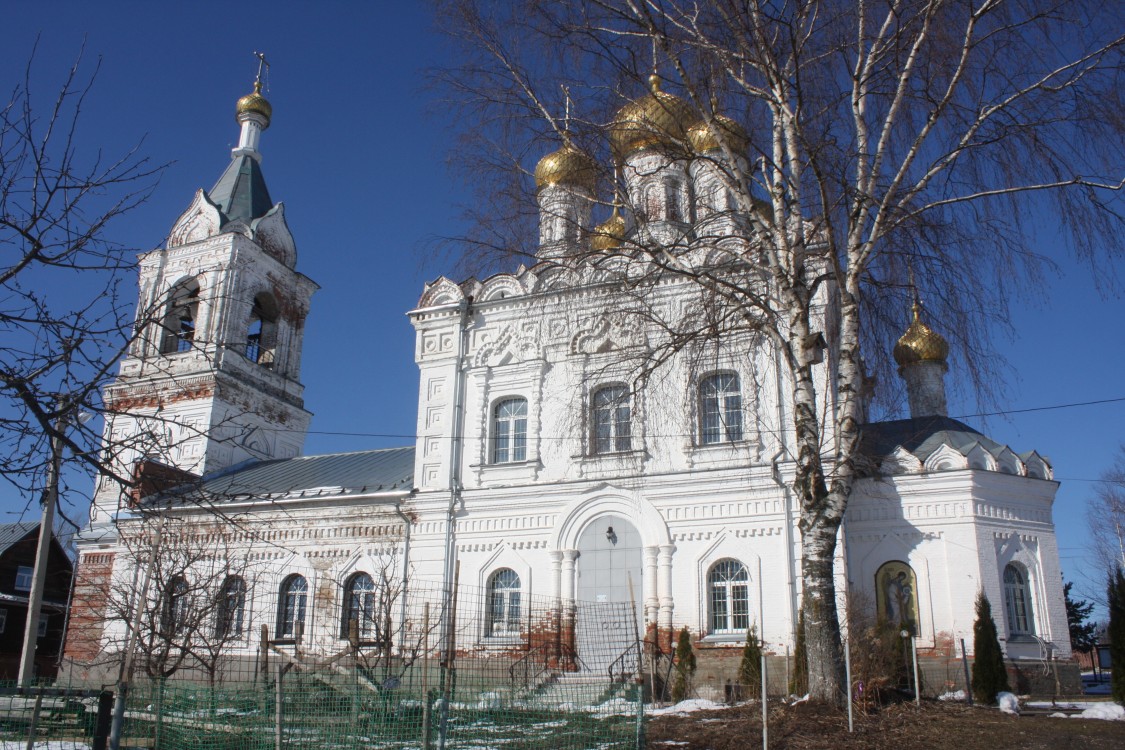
[548,550,563,601]
[643,545,659,626]
[658,543,676,638]
[560,549,579,605]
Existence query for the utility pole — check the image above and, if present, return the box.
[17,420,65,686]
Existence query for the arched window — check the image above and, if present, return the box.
[246,292,279,368]
[1003,564,1034,636]
[341,572,377,641]
[593,385,631,454]
[708,559,749,633]
[162,576,190,635]
[276,574,308,640]
[160,280,200,354]
[487,569,522,636]
[699,372,743,445]
[643,182,664,221]
[492,398,528,463]
[216,576,246,640]
[875,561,919,634]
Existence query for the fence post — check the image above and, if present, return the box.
[24,690,43,750]
[93,690,113,750]
[960,638,974,706]
[422,602,432,750]
[275,663,285,750]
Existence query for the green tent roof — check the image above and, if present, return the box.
[207,154,273,224]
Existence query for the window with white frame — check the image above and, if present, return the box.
[708,559,750,633]
[342,572,377,641]
[1003,564,1034,636]
[14,565,33,592]
[277,574,308,640]
[487,569,522,636]
[593,385,631,454]
[37,614,48,639]
[699,372,743,445]
[492,398,528,463]
[216,576,247,640]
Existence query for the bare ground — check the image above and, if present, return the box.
[645,700,1125,749]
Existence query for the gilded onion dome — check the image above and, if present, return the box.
[609,74,699,158]
[688,113,749,154]
[591,207,626,251]
[236,81,272,127]
[534,141,597,193]
[893,301,950,366]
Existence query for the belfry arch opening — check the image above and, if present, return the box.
[246,292,279,368]
[160,278,201,355]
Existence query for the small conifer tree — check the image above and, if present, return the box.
[971,591,1010,705]
[739,624,763,698]
[1108,568,1125,706]
[671,627,697,703]
[789,610,808,696]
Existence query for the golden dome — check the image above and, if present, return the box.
[609,75,699,158]
[591,208,626,251]
[893,302,949,366]
[236,81,272,126]
[534,141,597,193]
[688,113,749,154]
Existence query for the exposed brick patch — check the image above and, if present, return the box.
[63,552,115,665]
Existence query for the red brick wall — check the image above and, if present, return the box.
[62,551,115,665]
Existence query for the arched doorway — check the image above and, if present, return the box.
[575,515,643,670]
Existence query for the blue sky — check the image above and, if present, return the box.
[4,2,1122,603]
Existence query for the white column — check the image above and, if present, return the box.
[658,544,676,636]
[643,545,659,626]
[548,550,563,601]
[561,549,579,604]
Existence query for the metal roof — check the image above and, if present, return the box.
[0,521,38,555]
[207,154,274,224]
[189,446,415,504]
[858,414,1047,467]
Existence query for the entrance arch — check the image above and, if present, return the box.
[574,514,643,670]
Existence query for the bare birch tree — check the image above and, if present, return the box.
[1089,448,1125,588]
[435,0,1124,701]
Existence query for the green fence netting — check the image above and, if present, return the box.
[1,579,644,749]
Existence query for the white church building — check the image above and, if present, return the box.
[63,76,1069,691]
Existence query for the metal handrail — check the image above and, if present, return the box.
[607,640,641,683]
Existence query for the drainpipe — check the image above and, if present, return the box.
[441,298,472,646]
[773,342,800,645]
[393,501,413,655]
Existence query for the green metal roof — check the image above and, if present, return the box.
[207,154,274,224]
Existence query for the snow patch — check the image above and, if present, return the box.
[997,692,1020,715]
[938,690,966,702]
[648,699,728,716]
[1075,703,1125,721]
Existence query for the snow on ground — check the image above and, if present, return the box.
[0,743,90,750]
[938,690,967,702]
[647,699,729,716]
[997,692,1020,715]
[1027,700,1125,721]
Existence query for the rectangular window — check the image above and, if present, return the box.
[593,385,631,454]
[0,608,7,634]
[37,614,48,639]
[15,566,33,592]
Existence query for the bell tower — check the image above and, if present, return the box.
[89,72,317,524]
